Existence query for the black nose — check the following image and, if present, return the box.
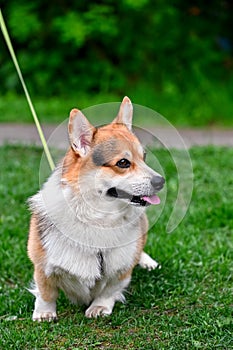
[151,175,165,190]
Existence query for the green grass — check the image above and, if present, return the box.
[0,92,120,124]
[1,79,233,127]
[0,145,232,349]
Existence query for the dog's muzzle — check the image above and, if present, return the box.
[107,187,148,206]
[107,175,165,207]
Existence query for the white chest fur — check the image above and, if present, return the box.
[43,225,138,282]
[30,168,143,303]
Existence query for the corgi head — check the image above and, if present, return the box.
[62,97,165,209]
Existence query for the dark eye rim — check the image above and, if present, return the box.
[143,151,147,161]
[116,158,131,168]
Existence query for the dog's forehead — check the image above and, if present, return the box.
[92,135,143,166]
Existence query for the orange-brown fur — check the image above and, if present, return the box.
[62,124,143,186]
[28,216,58,302]
[27,215,45,265]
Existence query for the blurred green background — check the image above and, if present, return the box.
[0,0,233,126]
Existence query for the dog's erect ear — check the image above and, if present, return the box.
[112,96,133,131]
[68,109,95,156]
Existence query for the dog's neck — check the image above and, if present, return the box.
[64,182,143,227]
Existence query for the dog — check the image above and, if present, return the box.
[27,96,165,321]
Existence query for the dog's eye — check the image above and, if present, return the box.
[116,158,131,168]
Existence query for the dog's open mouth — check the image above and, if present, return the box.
[107,187,160,207]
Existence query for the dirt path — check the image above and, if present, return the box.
[0,123,233,149]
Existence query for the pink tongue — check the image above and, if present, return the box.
[142,195,160,205]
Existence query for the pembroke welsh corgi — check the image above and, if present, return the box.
[27,96,165,321]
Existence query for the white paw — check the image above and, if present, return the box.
[85,305,112,318]
[32,311,58,322]
[32,296,57,321]
[139,252,161,271]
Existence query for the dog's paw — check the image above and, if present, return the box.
[85,305,112,318]
[139,252,161,271]
[32,311,58,322]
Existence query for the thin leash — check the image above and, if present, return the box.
[0,9,55,171]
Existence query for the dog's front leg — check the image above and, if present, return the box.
[85,276,131,318]
[31,266,58,322]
